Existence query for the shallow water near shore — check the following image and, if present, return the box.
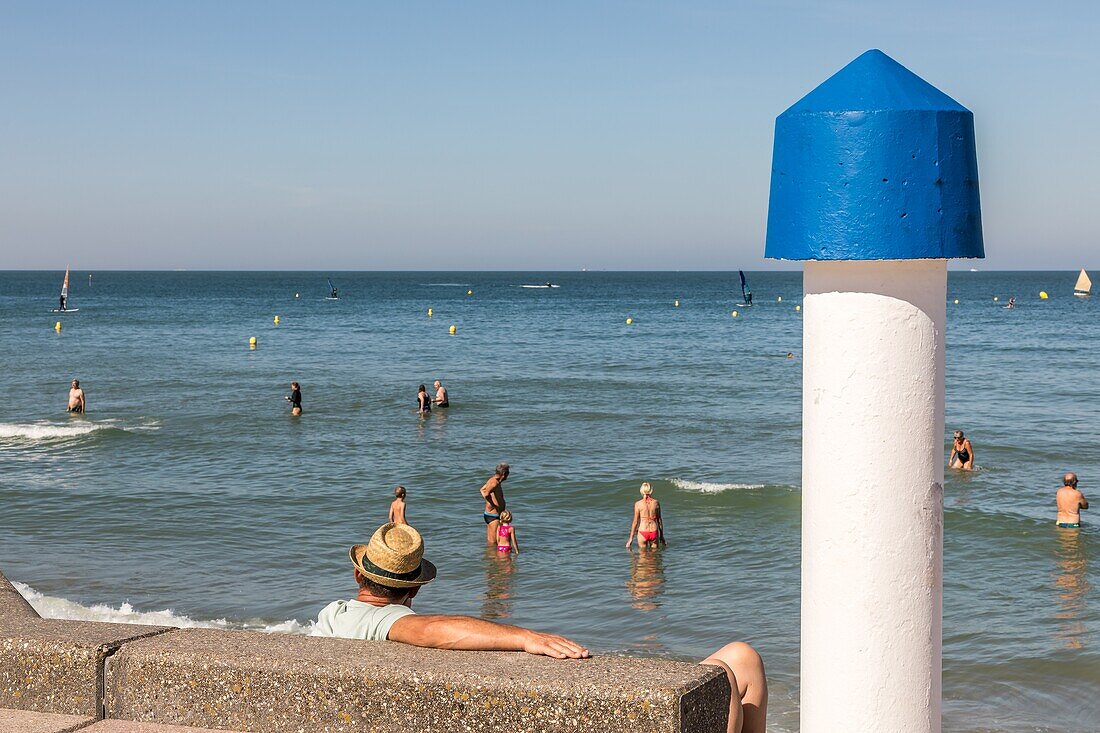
[1,270,1097,732]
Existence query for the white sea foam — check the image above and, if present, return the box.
[0,422,106,441]
[0,420,159,442]
[670,478,768,493]
[12,582,312,635]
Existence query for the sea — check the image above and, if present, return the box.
[0,270,1096,733]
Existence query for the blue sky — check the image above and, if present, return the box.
[1,1,1097,270]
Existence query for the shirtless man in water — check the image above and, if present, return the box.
[480,463,509,545]
[432,380,449,408]
[67,380,86,414]
[627,482,665,550]
[1056,473,1089,529]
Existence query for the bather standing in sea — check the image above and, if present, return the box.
[67,379,86,414]
[627,482,665,550]
[480,463,509,545]
[949,430,974,470]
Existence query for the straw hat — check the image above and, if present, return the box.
[350,523,437,589]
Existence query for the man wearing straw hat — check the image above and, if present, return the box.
[314,523,769,733]
[314,522,589,658]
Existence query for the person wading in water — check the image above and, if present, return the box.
[627,482,666,550]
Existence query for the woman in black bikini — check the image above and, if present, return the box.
[417,384,431,415]
[949,430,974,470]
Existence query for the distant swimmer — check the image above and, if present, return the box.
[285,381,302,416]
[1057,473,1088,529]
[67,379,86,414]
[949,430,974,470]
[786,352,795,359]
[417,384,431,415]
[390,486,408,525]
[432,380,449,408]
[1006,297,1016,309]
[495,510,519,555]
[627,482,665,550]
[480,463,510,545]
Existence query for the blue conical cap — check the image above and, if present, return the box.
[765,50,984,261]
[785,49,968,115]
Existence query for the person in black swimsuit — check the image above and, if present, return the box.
[949,430,973,470]
[417,384,431,415]
[286,382,302,416]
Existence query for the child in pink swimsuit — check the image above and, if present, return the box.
[496,510,519,555]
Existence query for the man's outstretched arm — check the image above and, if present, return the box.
[388,614,589,659]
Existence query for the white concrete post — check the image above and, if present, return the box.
[801,259,945,731]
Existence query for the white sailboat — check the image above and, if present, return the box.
[1074,269,1091,298]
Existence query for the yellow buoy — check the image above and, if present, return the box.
[54,321,62,332]
[449,325,457,335]
[795,305,801,312]
[626,317,633,325]
[1039,291,1049,300]
[467,290,473,296]
[731,310,738,318]
[674,300,680,307]
[777,296,783,302]
[427,308,433,317]
[249,336,257,349]
[273,315,280,325]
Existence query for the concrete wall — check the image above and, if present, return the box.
[0,569,729,732]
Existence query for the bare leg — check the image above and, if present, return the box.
[701,642,767,733]
[487,519,500,546]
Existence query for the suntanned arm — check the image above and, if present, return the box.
[1080,493,1089,511]
[511,528,520,554]
[656,505,667,546]
[387,615,589,659]
[626,504,639,549]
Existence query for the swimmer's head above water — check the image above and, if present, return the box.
[395,485,406,498]
[1064,473,1078,488]
[499,510,512,523]
[71,379,80,388]
[954,430,965,440]
[640,482,653,497]
[495,462,510,480]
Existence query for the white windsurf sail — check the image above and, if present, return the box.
[60,267,70,309]
[1074,269,1091,296]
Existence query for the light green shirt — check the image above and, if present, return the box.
[313,599,414,641]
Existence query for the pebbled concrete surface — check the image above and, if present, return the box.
[0,617,174,717]
[106,627,730,733]
[0,570,39,620]
[0,708,94,733]
[83,720,248,732]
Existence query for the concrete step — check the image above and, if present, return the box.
[0,709,247,732]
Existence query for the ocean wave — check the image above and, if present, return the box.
[0,420,158,442]
[670,478,768,493]
[0,422,109,441]
[12,582,311,635]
